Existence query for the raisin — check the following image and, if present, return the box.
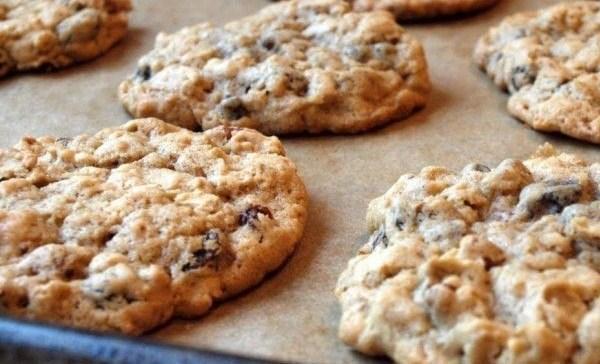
[261,37,276,51]
[239,206,273,227]
[182,250,215,271]
[182,230,221,272]
[370,229,388,250]
[510,65,536,92]
[471,164,491,172]
[395,216,405,230]
[135,65,152,81]
[540,183,582,214]
[519,182,582,217]
[183,249,217,270]
[220,97,249,120]
[56,137,72,146]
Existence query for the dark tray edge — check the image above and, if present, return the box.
[0,315,286,364]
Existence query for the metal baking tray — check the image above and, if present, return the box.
[0,315,279,364]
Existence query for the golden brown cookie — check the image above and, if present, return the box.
[0,118,308,334]
[118,0,430,135]
[474,2,600,143]
[336,144,600,364]
[0,0,131,77]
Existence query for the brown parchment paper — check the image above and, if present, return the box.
[0,0,599,363]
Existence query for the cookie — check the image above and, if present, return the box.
[351,0,500,20]
[0,0,131,78]
[0,118,308,335]
[474,2,600,143]
[336,144,600,364]
[118,0,430,135]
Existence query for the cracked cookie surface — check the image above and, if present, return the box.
[474,1,600,143]
[336,144,600,364]
[0,118,308,334]
[118,0,430,135]
[0,0,131,77]
[351,0,500,20]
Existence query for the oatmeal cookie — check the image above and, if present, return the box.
[0,118,308,334]
[0,0,131,77]
[118,0,430,134]
[336,144,600,363]
[474,2,600,143]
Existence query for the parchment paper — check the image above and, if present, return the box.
[0,1,598,363]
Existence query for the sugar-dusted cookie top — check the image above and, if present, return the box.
[0,0,131,77]
[474,2,600,143]
[119,0,430,135]
[336,144,600,363]
[0,118,308,334]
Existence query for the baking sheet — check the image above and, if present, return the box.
[0,316,268,364]
[0,0,598,363]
